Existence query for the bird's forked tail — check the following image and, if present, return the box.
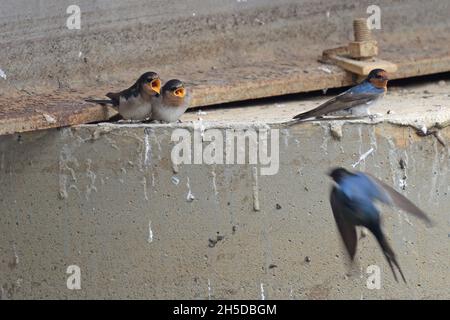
[372,224,407,283]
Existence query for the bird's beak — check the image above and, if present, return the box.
[150,79,161,94]
[174,87,186,98]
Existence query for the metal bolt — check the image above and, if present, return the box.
[353,18,372,42]
[348,18,377,60]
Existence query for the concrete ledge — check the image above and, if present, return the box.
[0,119,449,299]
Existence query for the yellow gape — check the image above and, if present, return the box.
[150,79,161,94]
[174,87,185,98]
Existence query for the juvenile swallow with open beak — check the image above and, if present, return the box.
[150,79,190,123]
[328,167,432,283]
[86,71,161,120]
[293,69,389,120]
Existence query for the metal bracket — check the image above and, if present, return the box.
[321,18,397,80]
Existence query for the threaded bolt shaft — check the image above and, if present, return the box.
[353,18,371,41]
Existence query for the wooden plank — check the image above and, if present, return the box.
[0,99,117,136]
[2,54,450,136]
[2,0,450,136]
[1,33,450,136]
[330,56,398,76]
[188,55,450,107]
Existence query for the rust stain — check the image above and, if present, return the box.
[375,126,418,148]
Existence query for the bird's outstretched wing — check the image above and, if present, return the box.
[330,187,357,260]
[365,173,432,225]
[293,89,380,120]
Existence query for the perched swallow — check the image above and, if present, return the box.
[150,79,190,123]
[328,167,431,283]
[86,71,161,120]
[293,69,389,120]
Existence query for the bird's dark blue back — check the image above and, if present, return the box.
[347,80,385,96]
[337,172,384,225]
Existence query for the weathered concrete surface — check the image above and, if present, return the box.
[0,118,449,299]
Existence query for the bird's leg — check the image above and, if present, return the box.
[368,113,382,121]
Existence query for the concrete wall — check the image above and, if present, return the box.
[1,121,449,299]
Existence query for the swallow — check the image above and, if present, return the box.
[150,79,190,123]
[293,69,389,120]
[328,167,432,283]
[86,71,161,120]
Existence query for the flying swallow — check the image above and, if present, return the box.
[328,167,432,283]
[86,71,161,120]
[293,69,389,120]
[150,79,190,123]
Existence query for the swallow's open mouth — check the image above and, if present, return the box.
[174,87,185,98]
[150,79,161,94]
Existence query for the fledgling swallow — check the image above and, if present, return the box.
[328,167,432,283]
[86,71,161,120]
[150,79,190,123]
[293,69,389,120]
